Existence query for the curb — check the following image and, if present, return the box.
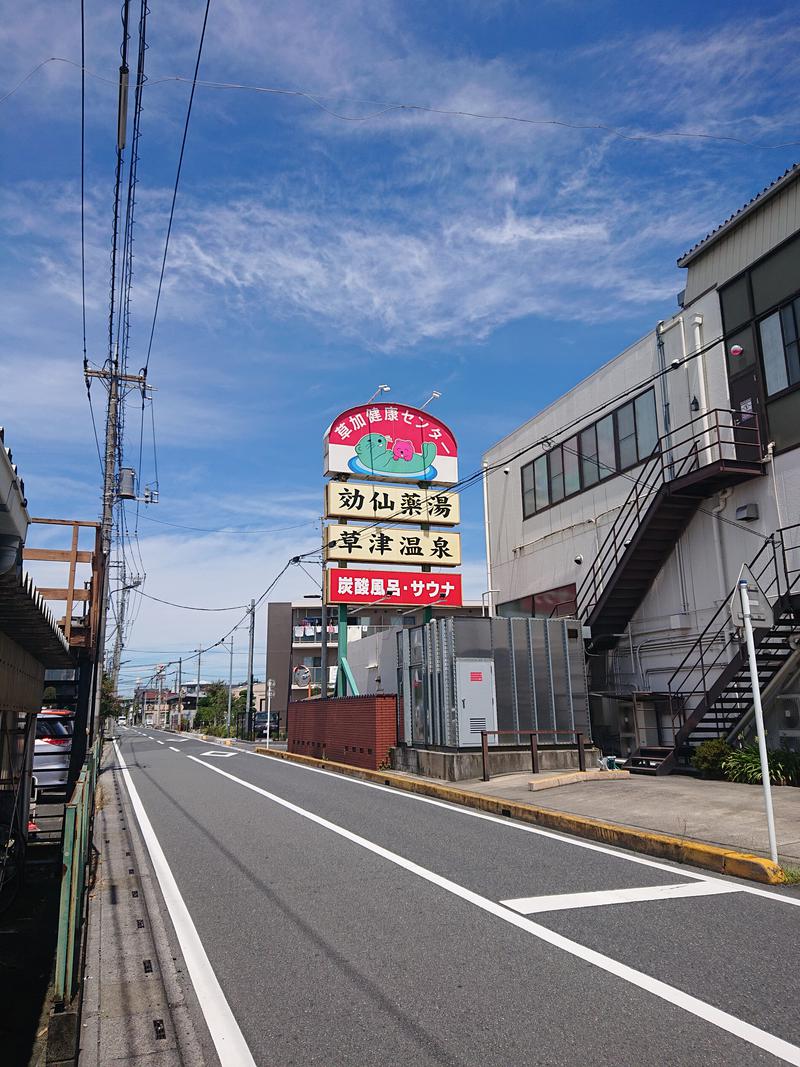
[254,746,786,885]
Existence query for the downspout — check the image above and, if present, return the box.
[482,461,494,617]
[657,317,690,613]
[691,314,713,462]
[766,442,785,529]
[711,488,732,605]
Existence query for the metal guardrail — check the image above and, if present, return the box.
[53,737,100,1006]
[480,729,586,782]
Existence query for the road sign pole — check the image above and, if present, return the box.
[738,578,779,865]
[266,679,274,749]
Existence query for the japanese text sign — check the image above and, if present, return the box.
[326,568,463,607]
[324,403,458,485]
[325,482,460,526]
[324,524,461,567]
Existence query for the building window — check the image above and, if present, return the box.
[519,387,658,518]
[759,298,800,397]
[549,447,564,503]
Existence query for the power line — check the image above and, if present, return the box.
[137,590,247,612]
[136,514,318,535]
[142,0,212,374]
[5,57,800,151]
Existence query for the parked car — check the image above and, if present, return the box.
[117,715,126,726]
[33,709,74,791]
[254,711,279,738]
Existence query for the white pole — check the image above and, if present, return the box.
[738,579,779,865]
[266,684,272,749]
[227,638,233,733]
[482,462,494,617]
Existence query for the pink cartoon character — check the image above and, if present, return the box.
[391,439,414,462]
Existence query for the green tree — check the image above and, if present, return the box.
[100,674,122,725]
[194,681,230,732]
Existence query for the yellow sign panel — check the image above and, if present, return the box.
[324,524,461,567]
[325,482,460,526]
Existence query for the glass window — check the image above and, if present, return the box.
[580,425,599,487]
[549,447,564,503]
[563,436,580,496]
[533,455,549,510]
[617,402,637,468]
[634,390,658,459]
[596,414,616,478]
[521,462,536,517]
[760,312,789,396]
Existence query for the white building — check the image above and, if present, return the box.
[484,164,800,773]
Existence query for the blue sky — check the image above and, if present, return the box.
[2,1,799,690]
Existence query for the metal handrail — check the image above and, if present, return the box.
[576,408,761,623]
[667,524,800,741]
[480,729,586,781]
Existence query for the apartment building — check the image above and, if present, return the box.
[483,164,800,773]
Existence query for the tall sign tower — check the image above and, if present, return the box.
[322,401,462,695]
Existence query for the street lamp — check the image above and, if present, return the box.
[420,390,441,410]
[367,384,391,404]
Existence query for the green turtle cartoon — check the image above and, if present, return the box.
[353,433,436,476]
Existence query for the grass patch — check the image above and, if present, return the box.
[780,866,800,885]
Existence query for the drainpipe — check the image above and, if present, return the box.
[658,317,690,612]
[766,442,785,530]
[482,462,494,617]
[691,314,713,462]
[711,488,732,605]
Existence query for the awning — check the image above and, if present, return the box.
[0,568,74,668]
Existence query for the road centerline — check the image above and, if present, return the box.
[183,751,800,1065]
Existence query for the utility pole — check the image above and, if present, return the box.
[320,517,328,698]
[227,637,234,733]
[194,647,201,730]
[245,599,255,739]
[176,657,182,732]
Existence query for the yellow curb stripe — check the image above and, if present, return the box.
[254,747,786,886]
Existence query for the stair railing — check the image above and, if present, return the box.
[667,524,800,745]
[576,409,757,623]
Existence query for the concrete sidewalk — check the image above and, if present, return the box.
[439,770,800,867]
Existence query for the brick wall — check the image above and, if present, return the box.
[288,696,398,770]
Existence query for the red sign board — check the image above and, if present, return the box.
[327,568,462,607]
[324,403,458,485]
[470,671,483,682]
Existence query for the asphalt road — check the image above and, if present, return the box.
[112,727,800,1066]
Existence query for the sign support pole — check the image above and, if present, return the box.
[337,604,348,696]
[738,578,779,865]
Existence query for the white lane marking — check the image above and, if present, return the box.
[200,750,236,758]
[184,753,800,1065]
[502,881,744,915]
[113,742,256,1067]
[169,746,181,752]
[232,746,800,909]
[154,739,165,745]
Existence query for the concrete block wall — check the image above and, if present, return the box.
[288,696,398,770]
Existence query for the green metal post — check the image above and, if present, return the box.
[337,604,348,696]
[64,782,84,1000]
[54,804,77,1004]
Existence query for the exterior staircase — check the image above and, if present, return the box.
[627,528,800,774]
[576,408,764,649]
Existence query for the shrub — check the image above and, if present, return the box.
[722,744,800,786]
[691,738,732,778]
